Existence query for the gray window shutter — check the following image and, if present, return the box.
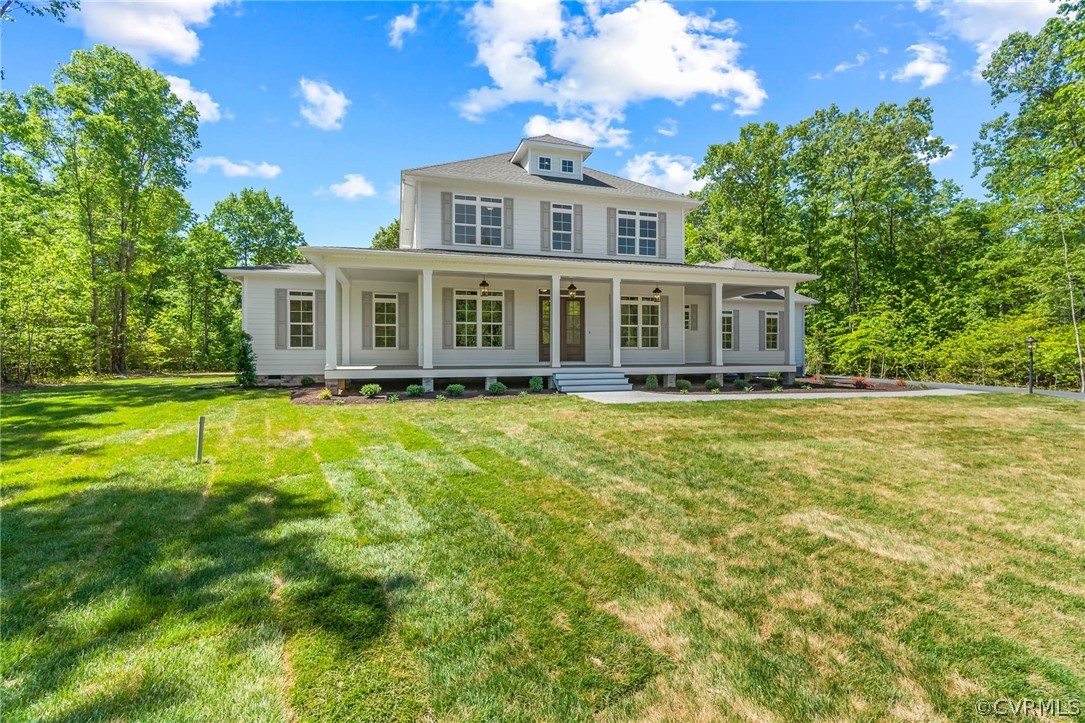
[361,291,373,350]
[732,309,741,351]
[606,207,617,255]
[503,197,514,248]
[442,288,454,349]
[441,192,452,245]
[758,310,767,352]
[504,290,515,349]
[275,288,288,349]
[397,292,409,350]
[540,201,551,251]
[690,303,698,331]
[573,204,583,254]
[657,212,667,259]
[661,295,670,349]
[315,290,326,350]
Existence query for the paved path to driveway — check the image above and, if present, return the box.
[571,388,982,404]
[856,377,1085,402]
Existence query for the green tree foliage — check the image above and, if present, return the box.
[209,188,306,266]
[0,0,79,22]
[371,218,400,250]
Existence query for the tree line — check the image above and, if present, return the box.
[687,2,1084,391]
[2,4,1082,390]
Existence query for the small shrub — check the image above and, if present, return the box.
[801,384,813,390]
[704,378,721,392]
[518,390,528,398]
[406,384,425,397]
[894,378,908,387]
[386,393,399,404]
[445,383,465,397]
[318,388,332,400]
[235,332,258,388]
[488,381,508,396]
[529,376,544,393]
[675,379,692,392]
[852,376,870,389]
[436,394,448,402]
[770,384,783,392]
[645,374,659,390]
[360,383,382,398]
[334,399,344,406]
[300,375,316,386]
[734,379,750,391]
[710,388,720,394]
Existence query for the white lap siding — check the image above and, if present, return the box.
[616,283,685,366]
[243,274,327,377]
[721,297,789,366]
[347,280,417,366]
[683,293,711,364]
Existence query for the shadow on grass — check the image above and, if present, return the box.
[1,475,394,720]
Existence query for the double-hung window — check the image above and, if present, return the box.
[374,294,398,348]
[455,289,504,348]
[551,203,573,251]
[561,159,574,173]
[620,296,660,349]
[721,310,734,350]
[616,210,658,257]
[454,195,503,246]
[289,290,314,348]
[764,311,780,350]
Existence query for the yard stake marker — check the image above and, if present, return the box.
[196,415,205,463]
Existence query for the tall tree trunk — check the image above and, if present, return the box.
[1057,217,1085,393]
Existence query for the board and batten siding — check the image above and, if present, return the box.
[414,180,687,264]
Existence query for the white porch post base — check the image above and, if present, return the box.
[421,377,434,392]
[711,373,724,384]
[664,374,677,388]
[484,376,498,388]
[782,372,796,385]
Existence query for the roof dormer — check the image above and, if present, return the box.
[511,135,593,182]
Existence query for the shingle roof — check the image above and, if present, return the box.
[219,263,319,274]
[742,290,819,305]
[523,134,594,150]
[404,151,700,204]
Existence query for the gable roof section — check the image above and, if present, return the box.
[404,151,700,205]
[522,134,594,149]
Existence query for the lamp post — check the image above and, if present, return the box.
[1026,336,1036,394]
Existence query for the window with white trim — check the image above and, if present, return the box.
[455,289,504,348]
[721,310,734,350]
[620,296,660,349]
[764,311,780,350]
[561,159,574,173]
[454,195,503,246]
[289,290,314,349]
[617,210,657,256]
[539,156,551,171]
[374,293,398,348]
[551,203,573,251]
[684,305,691,331]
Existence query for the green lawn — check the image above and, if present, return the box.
[2,378,1084,721]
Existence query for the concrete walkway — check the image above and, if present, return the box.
[856,377,1085,402]
[572,388,982,405]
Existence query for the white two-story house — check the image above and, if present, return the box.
[223,135,817,392]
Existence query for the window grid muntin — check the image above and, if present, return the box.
[619,295,660,349]
[551,203,573,251]
[454,289,504,348]
[453,195,502,247]
[765,311,780,350]
[721,310,734,350]
[539,156,551,170]
[289,290,315,349]
[561,159,574,173]
[374,293,397,349]
[616,210,658,257]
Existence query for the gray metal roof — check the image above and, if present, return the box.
[701,258,773,272]
[741,289,819,305]
[404,151,700,204]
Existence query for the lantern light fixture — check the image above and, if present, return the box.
[479,277,490,296]
[567,283,577,299]
[652,286,662,301]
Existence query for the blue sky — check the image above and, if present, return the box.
[4,0,1059,247]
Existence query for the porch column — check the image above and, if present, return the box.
[550,273,561,368]
[421,268,433,369]
[337,269,350,366]
[781,285,792,367]
[325,263,338,372]
[711,281,724,367]
[611,277,621,367]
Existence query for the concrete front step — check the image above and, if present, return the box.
[557,382,634,392]
[552,369,631,393]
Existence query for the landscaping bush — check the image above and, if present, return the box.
[529,376,544,393]
[645,374,659,390]
[676,379,692,392]
[235,332,257,388]
[386,393,399,404]
[360,383,382,398]
[488,381,508,396]
[734,378,751,391]
[852,376,871,389]
[318,388,332,400]
[300,376,316,386]
[704,378,721,392]
[406,384,425,397]
[445,383,465,397]
[518,390,528,398]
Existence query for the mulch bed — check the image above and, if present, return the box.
[290,386,560,405]
[645,377,918,396]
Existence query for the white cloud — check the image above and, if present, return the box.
[523,112,630,148]
[76,0,227,64]
[921,141,958,165]
[192,156,281,179]
[812,51,871,80]
[166,75,221,123]
[854,20,872,36]
[319,173,377,200]
[893,42,951,87]
[622,152,705,194]
[460,0,765,145]
[298,78,351,131]
[915,0,1057,77]
[655,117,679,137]
[389,4,420,49]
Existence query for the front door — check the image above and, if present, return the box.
[538,295,586,362]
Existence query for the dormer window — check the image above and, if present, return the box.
[454,195,503,246]
[561,159,574,173]
[539,156,551,171]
